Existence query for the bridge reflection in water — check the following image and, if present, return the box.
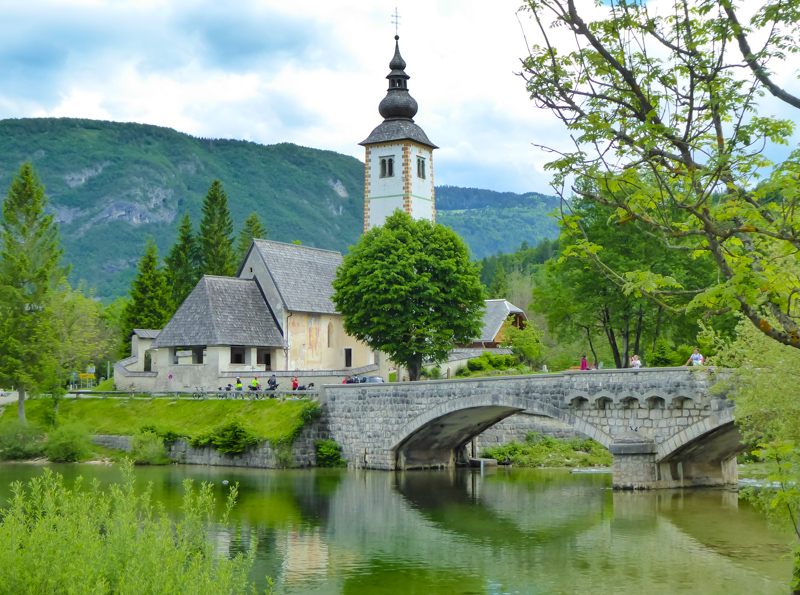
[0,462,784,594]
[322,368,741,489]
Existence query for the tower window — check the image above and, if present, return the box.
[417,156,426,179]
[380,156,394,178]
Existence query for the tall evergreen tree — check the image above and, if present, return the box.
[236,212,267,260]
[198,180,236,277]
[0,163,68,424]
[120,241,172,359]
[487,265,508,300]
[164,212,200,312]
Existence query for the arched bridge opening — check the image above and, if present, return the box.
[394,405,525,469]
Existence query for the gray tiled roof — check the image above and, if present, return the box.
[151,276,284,348]
[253,240,342,314]
[477,299,526,343]
[443,348,514,363]
[133,329,160,339]
[359,119,438,149]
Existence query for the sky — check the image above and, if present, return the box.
[0,0,562,194]
[1,1,799,195]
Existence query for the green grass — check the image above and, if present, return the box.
[92,378,115,391]
[481,432,612,468]
[3,398,312,445]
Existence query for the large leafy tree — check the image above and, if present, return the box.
[236,212,267,261]
[333,211,485,381]
[532,198,717,367]
[164,212,200,312]
[0,163,68,423]
[520,0,800,351]
[198,180,236,277]
[120,241,172,358]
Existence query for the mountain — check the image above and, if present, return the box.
[0,118,559,300]
[435,186,560,258]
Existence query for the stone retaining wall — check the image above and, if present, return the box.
[92,411,330,468]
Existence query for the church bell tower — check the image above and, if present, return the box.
[360,35,438,232]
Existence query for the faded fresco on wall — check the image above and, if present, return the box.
[307,315,321,364]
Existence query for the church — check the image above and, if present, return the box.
[115,36,525,392]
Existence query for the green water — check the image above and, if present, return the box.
[0,463,790,594]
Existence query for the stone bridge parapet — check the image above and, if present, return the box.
[318,367,738,489]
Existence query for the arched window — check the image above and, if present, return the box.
[327,322,334,348]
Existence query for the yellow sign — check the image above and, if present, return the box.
[78,373,95,379]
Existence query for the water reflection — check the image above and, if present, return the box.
[0,464,790,594]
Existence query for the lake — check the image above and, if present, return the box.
[0,463,790,594]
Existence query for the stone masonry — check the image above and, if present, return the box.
[318,367,739,489]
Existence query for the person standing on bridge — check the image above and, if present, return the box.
[685,348,704,366]
[630,354,642,369]
[580,355,588,370]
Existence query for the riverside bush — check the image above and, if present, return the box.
[138,423,181,443]
[482,432,612,468]
[130,430,170,465]
[45,422,92,462]
[315,439,347,467]
[0,460,266,594]
[211,415,259,454]
[0,421,45,460]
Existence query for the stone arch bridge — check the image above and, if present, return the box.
[318,368,739,489]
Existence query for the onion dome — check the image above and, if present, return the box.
[360,36,437,149]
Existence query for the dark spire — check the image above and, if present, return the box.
[378,36,418,121]
[360,36,437,149]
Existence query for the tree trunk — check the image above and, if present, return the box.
[633,306,643,358]
[584,326,598,365]
[651,307,663,353]
[407,356,423,381]
[17,384,26,426]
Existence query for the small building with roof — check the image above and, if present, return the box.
[115,240,385,392]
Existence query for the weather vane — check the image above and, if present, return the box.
[392,7,401,36]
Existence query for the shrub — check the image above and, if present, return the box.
[187,428,214,449]
[467,357,488,372]
[46,422,92,462]
[454,366,468,377]
[423,365,442,379]
[300,402,322,425]
[0,460,263,593]
[138,424,181,443]
[0,421,45,460]
[211,415,259,454]
[649,336,674,367]
[130,430,170,465]
[315,439,347,467]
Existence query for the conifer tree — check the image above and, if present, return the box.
[198,180,236,277]
[236,212,267,260]
[164,212,200,312]
[120,241,172,358]
[0,163,68,424]
[488,265,508,300]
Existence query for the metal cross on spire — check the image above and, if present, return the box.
[391,7,401,36]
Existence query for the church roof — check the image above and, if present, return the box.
[360,120,438,149]
[477,299,526,343]
[252,239,342,315]
[133,329,160,339]
[151,276,284,348]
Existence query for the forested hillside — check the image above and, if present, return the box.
[0,118,559,299]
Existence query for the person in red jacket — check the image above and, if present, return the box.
[292,375,299,390]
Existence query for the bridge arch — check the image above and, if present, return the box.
[656,409,739,461]
[389,394,615,469]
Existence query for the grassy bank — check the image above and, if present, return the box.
[0,398,313,445]
[481,433,612,468]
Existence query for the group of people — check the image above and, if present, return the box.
[228,375,286,391]
[576,347,705,370]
